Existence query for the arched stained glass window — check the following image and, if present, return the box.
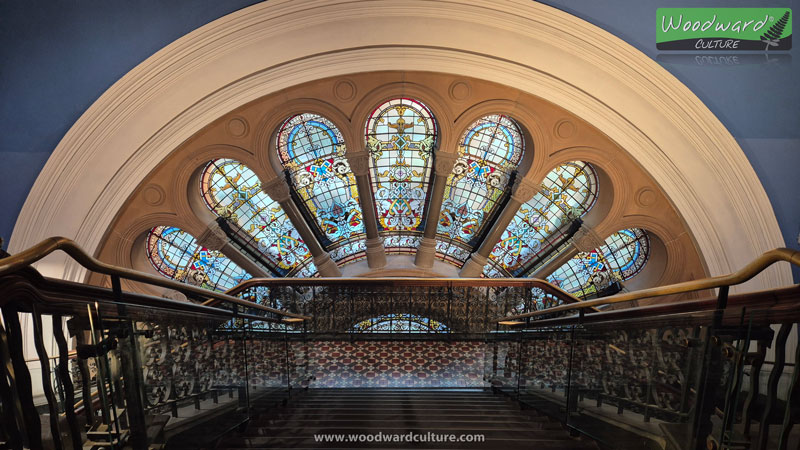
[436,115,524,255]
[201,159,315,276]
[277,114,365,256]
[353,314,448,333]
[487,161,597,276]
[146,226,250,291]
[366,98,436,252]
[546,228,650,299]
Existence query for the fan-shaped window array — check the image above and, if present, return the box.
[277,113,365,261]
[140,97,655,306]
[353,314,448,333]
[436,115,524,263]
[201,159,316,277]
[146,226,250,291]
[366,98,436,253]
[547,228,650,299]
[485,161,598,277]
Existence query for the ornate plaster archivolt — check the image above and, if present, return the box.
[9,0,789,292]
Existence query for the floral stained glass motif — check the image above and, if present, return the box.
[201,159,314,276]
[487,161,597,276]
[277,113,365,250]
[547,228,650,299]
[146,226,250,291]
[366,98,436,252]
[383,235,422,255]
[328,240,367,265]
[436,115,524,251]
[435,239,471,267]
[353,313,448,333]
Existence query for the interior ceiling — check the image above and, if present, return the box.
[91,71,706,303]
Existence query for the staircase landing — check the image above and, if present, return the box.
[203,389,598,449]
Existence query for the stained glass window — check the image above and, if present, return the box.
[328,240,367,265]
[146,226,250,291]
[201,159,315,276]
[365,98,436,253]
[547,228,650,299]
[435,239,471,267]
[486,161,597,276]
[436,115,524,255]
[383,235,421,255]
[353,313,448,333]
[277,113,365,257]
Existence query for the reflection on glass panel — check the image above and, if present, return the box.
[437,114,524,250]
[366,98,436,253]
[487,161,598,276]
[201,158,315,276]
[547,228,650,299]
[277,113,365,250]
[146,226,250,291]
[353,313,448,333]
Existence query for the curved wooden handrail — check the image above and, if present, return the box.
[496,247,800,323]
[211,275,582,309]
[0,237,310,320]
[225,276,579,290]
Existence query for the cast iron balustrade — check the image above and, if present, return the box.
[0,238,798,449]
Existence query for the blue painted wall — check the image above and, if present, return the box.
[0,0,261,247]
[1,0,797,280]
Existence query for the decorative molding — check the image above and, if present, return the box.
[333,78,357,101]
[433,151,458,177]
[511,178,541,204]
[225,116,249,138]
[142,184,166,206]
[554,119,576,139]
[261,177,292,203]
[635,187,657,208]
[9,0,790,291]
[448,80,471,102]
[346,151,371,177]
[572,225,605,253]
[196,222,228,251]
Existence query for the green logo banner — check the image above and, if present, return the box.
[657,8,792,50]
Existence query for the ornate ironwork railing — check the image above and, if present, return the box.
[491,248,800,450]
[0,238,798,450]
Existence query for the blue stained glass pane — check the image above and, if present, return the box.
[546,228,650,299]
[146,226,251,291]
[436,115,524,250]
[353,313,448,333]
[201,159,315,276]
[366,98,436,253]
[277,113,365,250]
[486,161,597,276]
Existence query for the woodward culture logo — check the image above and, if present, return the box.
[657,8,792,50]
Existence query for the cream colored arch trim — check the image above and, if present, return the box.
[10,0,790,292]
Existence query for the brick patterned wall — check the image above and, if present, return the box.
[296,340,486,388]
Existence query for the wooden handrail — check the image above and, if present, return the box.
[0,237,310,320]
[496,247,800,323]
[216,275,581,307]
